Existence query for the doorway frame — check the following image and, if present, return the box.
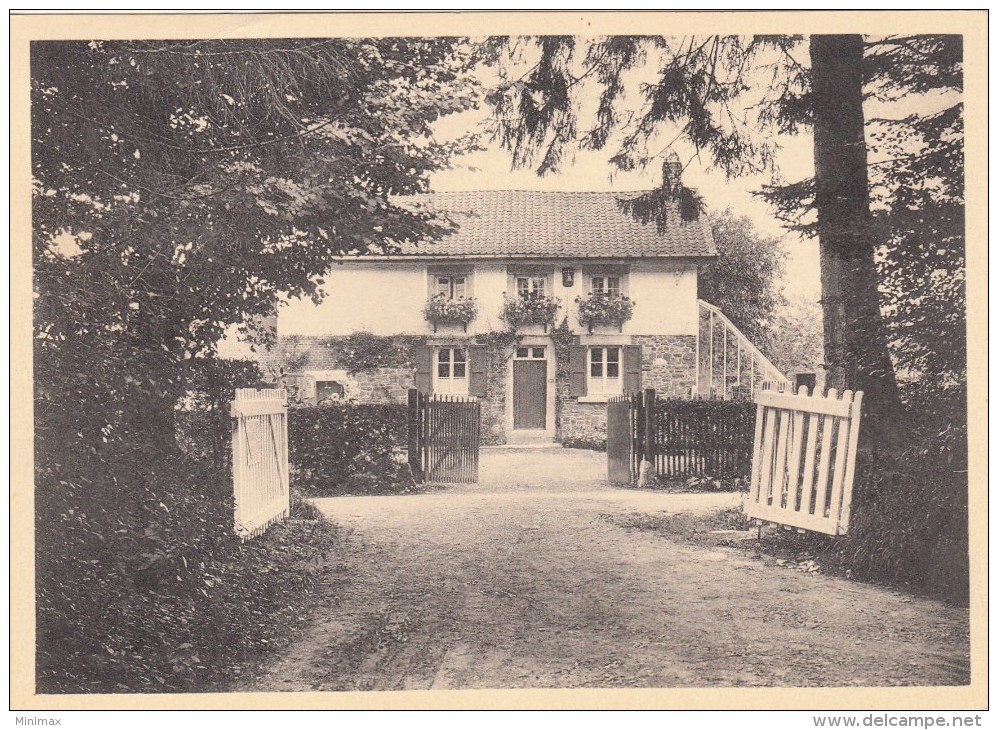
[505,335,556,440]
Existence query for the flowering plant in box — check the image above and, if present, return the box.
[575,291,635,332]
[423,294,477,331]
[499,292,561,331]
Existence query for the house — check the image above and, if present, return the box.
[266,157,786,445]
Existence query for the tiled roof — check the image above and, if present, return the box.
[389,190,716,259]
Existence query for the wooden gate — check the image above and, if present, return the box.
[231,388,289,540]
[606,394,635,483]
[744,386,864,535]
[408,389,481,483]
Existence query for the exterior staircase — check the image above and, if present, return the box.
[697,299,790,399]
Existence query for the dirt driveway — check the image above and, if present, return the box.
[240,447,970,691]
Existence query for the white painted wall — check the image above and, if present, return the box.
[279,262,428,337]
[625,260,699,335]
[277,258,700,338]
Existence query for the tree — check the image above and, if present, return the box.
[767,295,824,377]
[698,209,788,359]
[32,39,480,469]
[808,35,902,442]
[480,34,963,444]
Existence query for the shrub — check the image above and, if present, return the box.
[35,451,338,693]
[287,403,412,496]
[335,331,426,373]
[836,441,968,603]
[175,358,267,468]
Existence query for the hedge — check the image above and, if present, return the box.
[287,403,412,496]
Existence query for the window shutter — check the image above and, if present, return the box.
[623,345,642,393]
[569,345,587,396]
[468,345,488,397]
[415,345,433,394]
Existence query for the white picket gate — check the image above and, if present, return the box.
[231,388,290,540]
[745,386,864,536]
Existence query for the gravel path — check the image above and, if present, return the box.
[239,447,970,691]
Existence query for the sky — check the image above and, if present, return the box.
[429,44,823,301]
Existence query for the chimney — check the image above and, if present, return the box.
[662,150,685,224]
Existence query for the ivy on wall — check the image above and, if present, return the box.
[550,317,579,437]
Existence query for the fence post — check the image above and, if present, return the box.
[407,389,423,482]
[643,388,656,463]
[637,388,656,486]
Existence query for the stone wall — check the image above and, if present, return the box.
[557,334,697,446]
[349,368,415,404]
[632,334,698,399]
[558,398,609,448]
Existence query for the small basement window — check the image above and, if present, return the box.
[315,380,345,403]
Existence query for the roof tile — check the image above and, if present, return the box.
[391,190,716,258]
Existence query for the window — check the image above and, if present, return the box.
[591,275,621,297]
[434,347,468,395]
[514,346,546,360]
[588,346,622,395]
[436,275,467,300]
[516,276,546,299]
[315,380,345,403]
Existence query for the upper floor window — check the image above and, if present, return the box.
[516,276,546,299]
[436,275,467,300]
[591,275,621,297]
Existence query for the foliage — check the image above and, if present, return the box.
[422,294,479,329]
[33,38,479,470]
[575,291,635,331]
[766,295,824,376]
[287,403,411,496]
[699,210,788,357]
[175,358,267,468]
[473,328,521,351]
[561,437,607,452]
[335,332,427,373]
[550,316,577,379]
[35,452,338,693]
[499,292,561,330]
[684,475,749,492]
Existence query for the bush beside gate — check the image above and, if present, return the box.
[287,403,411,496]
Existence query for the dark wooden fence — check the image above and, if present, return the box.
[608,388,756,481]
[408,389,481,483]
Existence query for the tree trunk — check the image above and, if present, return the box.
[810,34,905,447]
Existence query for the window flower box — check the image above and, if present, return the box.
[423,294,478,332]
[575,291,635,333]
[500,292,561,332]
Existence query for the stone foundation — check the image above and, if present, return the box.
[558,399,609,448]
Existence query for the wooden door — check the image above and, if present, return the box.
[513,360,547,429]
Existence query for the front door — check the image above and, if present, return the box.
[513,346,547,429]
